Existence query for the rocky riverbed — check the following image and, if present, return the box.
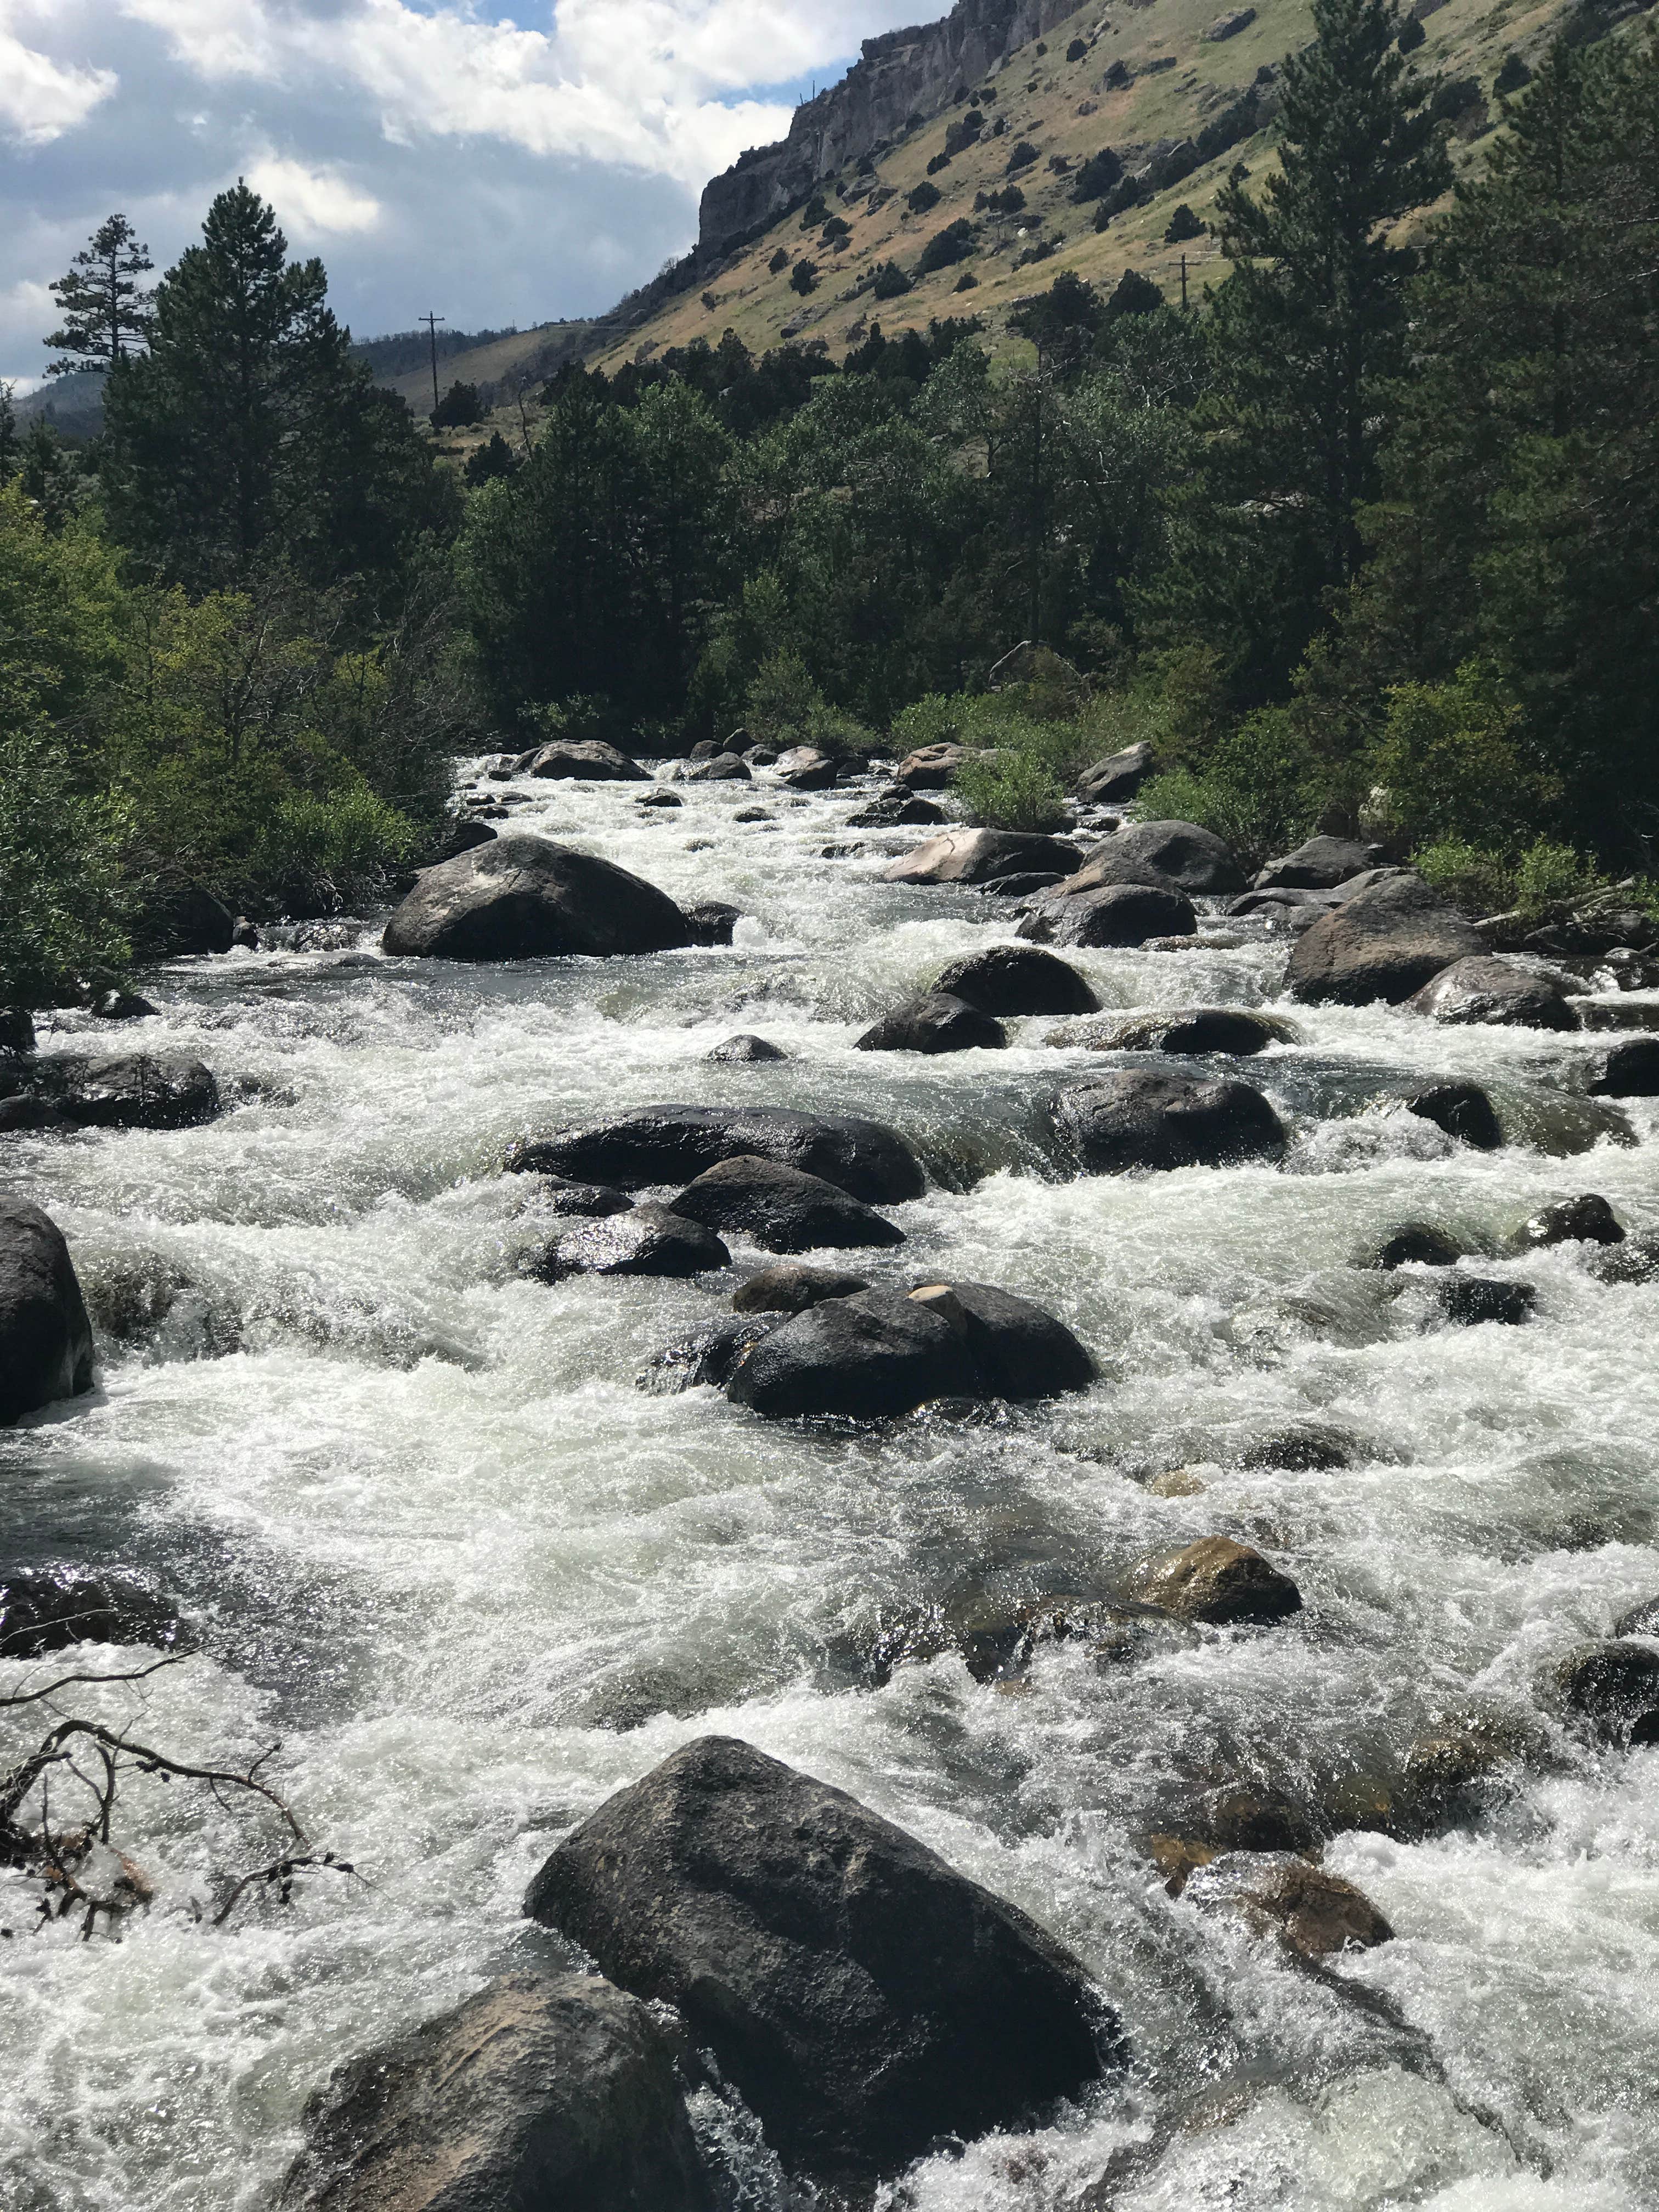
[3,753,1658,2211]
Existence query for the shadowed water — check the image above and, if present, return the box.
[3,763,1656,2212]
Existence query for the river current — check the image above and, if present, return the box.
[3,760,1657,2211]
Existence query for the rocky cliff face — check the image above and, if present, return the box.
[699,0,1082,254]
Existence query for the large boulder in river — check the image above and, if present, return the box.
[883,828,1083,887]
[1074,821,1245,895]
[537,1204,729,1280]
[280,1970,713,2212]
[523,1736,1116,2188]
[1057,1008,1285,1056]
[0,1198,95,1425]
[527,738,647,781]
[1588,1037,1659,1097]
[1019,883,1196,948]
[1074,742,1153,804]
[1051,1069,1286,1173]
[516,1104,925,1206]
[0,1567,183,1656]
[933,944,1098,1015]
[854,992,1007,1053]
[382,836,693,961]
[772,745,838,789]
[894,742,975,789]
[726,1280,1094,1420]
[670,1156,906,1252]
[1126,1536,1302,1626]
[45,1053,220,1131]
[1405,956,1577,1030]
[1285,874,1485,1005]
[1253,836,1384,891]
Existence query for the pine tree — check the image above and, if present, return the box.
[44,215,155,375]
[0,383,19,483]
[1156,0,1448,694]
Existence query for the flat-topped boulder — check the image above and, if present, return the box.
[1051,1069,1286,1173]
[524,1736,1116,2187]
[725,1279,1095,1420]
[844,791,946,828]
[1285,874,1485,1005]
[1254,835,1385,891]
[0,1198,95,1425]
[670,1156,906,1252]
[41,1052,221,1131]
[1406,956,1577,1030]
[382,835,693,961]
[280,1970,713,2212]
[1018,883,1197,948]
[883,828,1083,887]
[933,944,1099,1015]
[526,738,648,781]
[514,1104,926,1206]
[854,992,1007,1053]
[1074,741,1154,803]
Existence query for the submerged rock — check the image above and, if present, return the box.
[1051,1069,1286,1174]
[523,1736,1117,2188]
[1018,883,1197,948]
[1437,1274,1535,1327]
[1406,956,1577,1030]
[1401,1081,1504,1150]
[933,944,1098,1016]
[1054,1008,1285,1056]
[1125,1537,1302,1626]
[1356,1221,1470,1270]
[280,1970,713,2212]
[670,1156,906,1252]
[1183,1854,1393,1957]
[1510,1194,1624,1251]
[0,1197,96,1423]
[726,1280,1094,1420]
[42,1053,221,1131]
[1551,1640,1659,1745]
[1286,875,1486,1005]
[382,836,693,961]
[536,1204,729,1281]
[517,1104,926,1206]
[531,1177,634,1219]
[0,1568,183,1656]
[854,992,1007,1053]
[1589,1229,1659,1284]
[707,1033,786,1063]
[681,901,742,947]
[730,1262,872,1313]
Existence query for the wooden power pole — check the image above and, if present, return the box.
[421,311,446,417]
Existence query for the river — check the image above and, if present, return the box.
[2,759,1656,2211]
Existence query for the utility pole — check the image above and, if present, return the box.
[421,311,445,417]
[1180,255,1188,312]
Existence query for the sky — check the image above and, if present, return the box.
[0,0,926,388]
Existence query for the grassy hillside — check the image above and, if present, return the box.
[589,0,1572,373]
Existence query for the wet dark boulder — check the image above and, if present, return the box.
[772,746,839,789]
[523,1105,926,1206]
[1551,1640,1659,1745]
[636,787,682,810]
[523,1736,1116,2188]
[1437,1274,1535,1327]
[1286,874,1486,1005]
[648,1314,775,1390]
[725,1280,1093,1420]
[144,883,236,956]
[1125,1537,1302,1626]
[1616,1596,1659,1637]
[527,738,648,781]
[933,944,1099,1017]
[1051,1069,1286,1174]
[670,1156,906,1254]
[854,992,1007,1054]
[0,1198,95,1424]
[1510,1194,1624,1252]
[1183,1854,1392,1957]
[0,1568,184,1656]
[1076,820,1245,896]
[92,990,158,1022]
[883,829,1084,887]
[279,1970,713,2212]
[43,1053,221,1131]
[1402,1081,1504,1150]
[1058,1008,1283,1056]
[436,817,497,861]
[979,870,1068,899]
[1587,1037,1659,1097]
[382,837,693,962]
[537,1204,730,1281]
[844,792,946,828]
[531,1177,635,1219]
[684,752,752,782]
[1589,1229,1659,1284]
[1018,884,1197,949]
[0,1008,37,1055]
[730,1262,872,1314]
[1074,742,1154,804]
[1406,956,1577,1031]
[1253,836,1385,891]
[1356,1221,1470,1269]
[707,1033,786,1063]
[681,902,742,947]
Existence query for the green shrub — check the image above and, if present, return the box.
[0,725,131,1004]
[916,221,977,276]
[1135,708,1318,868]
[955,748,1067,832]
[871,260,912,299]
[906,182,943,215]
[1413,836,1605,917]
[1372,661,1559,849]
[252,783,419,911]
[744,650,874,756]
[790,259,819,296]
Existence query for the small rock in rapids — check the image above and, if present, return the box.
[707,1033,787,1063]
[1588,1228,1659,1284]
[1587,1036,1659,1096]
[521,1105,926,1207]
[536,1204,730,1281]
[1509,1194,1624,1252]
[1401,1080,1504,1151]
[1615,1596,1659,1637]
[681,901,742,946]
[1406,956,1577,1030]
[670,1155,906,1253]
[1050,1069,1286,1175]
[932,944,1099,1017]
[731,1262,873,1313]
[0,1197,97,1424]
[1125,1537,1302,1627]
[279,1970,713,2212]
[1551,1640,1659,1745]
[1436,1274,1535,1327]
[1018,883,1197,949]
[1355,1221,1471,1270]
[854,992,1007,1054]
[522,1735,1119,2189]
[1183,1853,1393,1957]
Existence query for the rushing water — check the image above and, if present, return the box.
[3,761,1657,2212]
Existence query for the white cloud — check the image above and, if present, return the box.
[0,5,117,146]
[244,156,382,239]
